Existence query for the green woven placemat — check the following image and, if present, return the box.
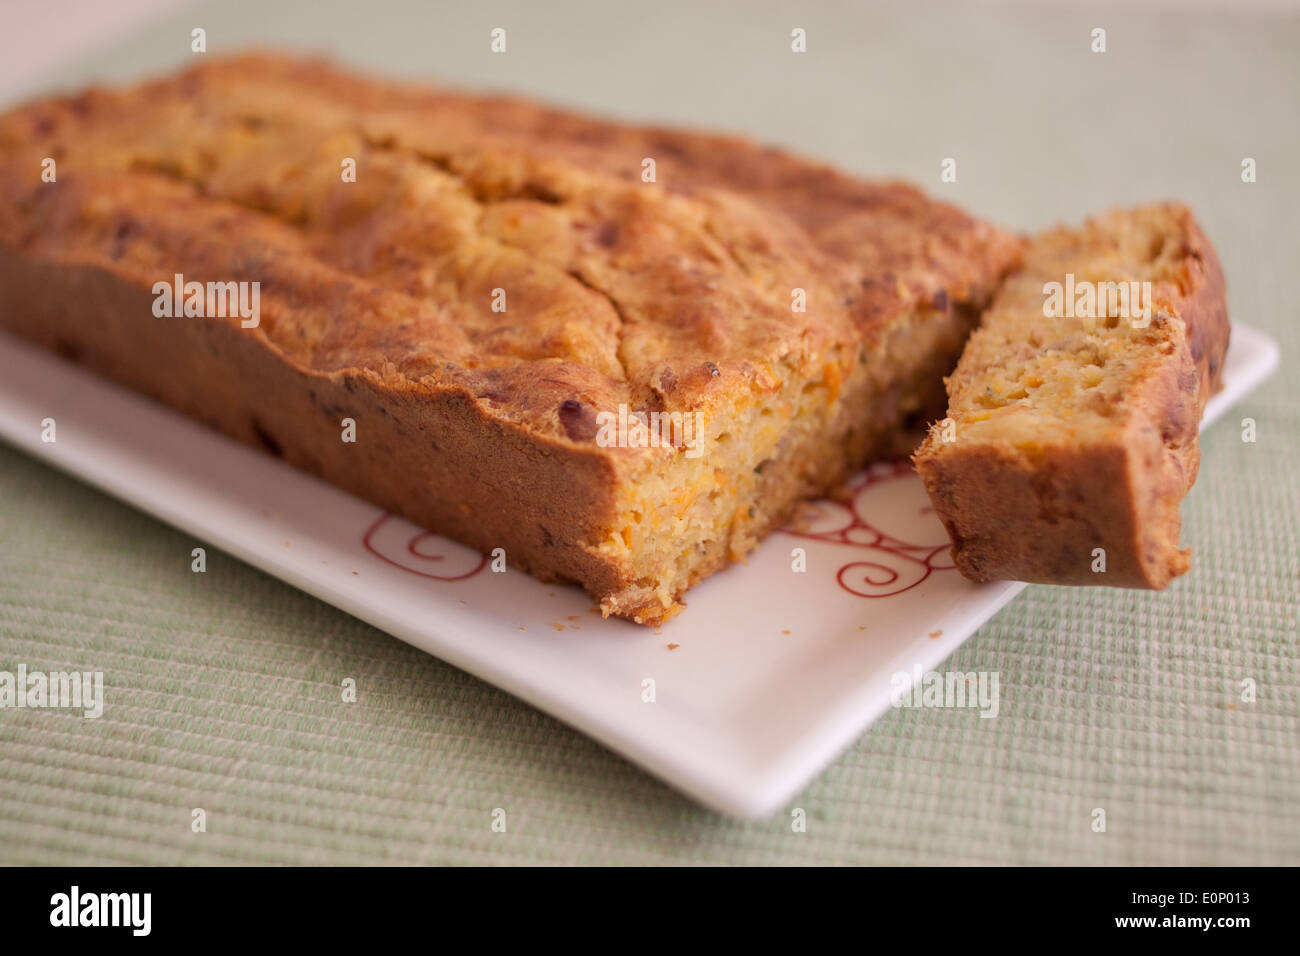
[1,0,1297,865]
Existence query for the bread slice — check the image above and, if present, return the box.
[915,204,1230,589]
[0,55,1022,624]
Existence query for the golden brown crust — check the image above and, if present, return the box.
[0,252,633,599]
[915,203,1230,589]
[0,54,1023,622]
[145,52,1025,328]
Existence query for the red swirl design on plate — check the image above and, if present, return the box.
[362,513,488,581]
[779,462,955,598]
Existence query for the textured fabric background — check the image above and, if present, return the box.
[0,0,1296,865]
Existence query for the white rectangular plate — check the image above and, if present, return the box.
[0,324,1279,816]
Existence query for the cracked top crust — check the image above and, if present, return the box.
[0,54,1021,461]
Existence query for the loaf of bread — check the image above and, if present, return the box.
[915,204,1230,589]
[0,54,1022,624]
